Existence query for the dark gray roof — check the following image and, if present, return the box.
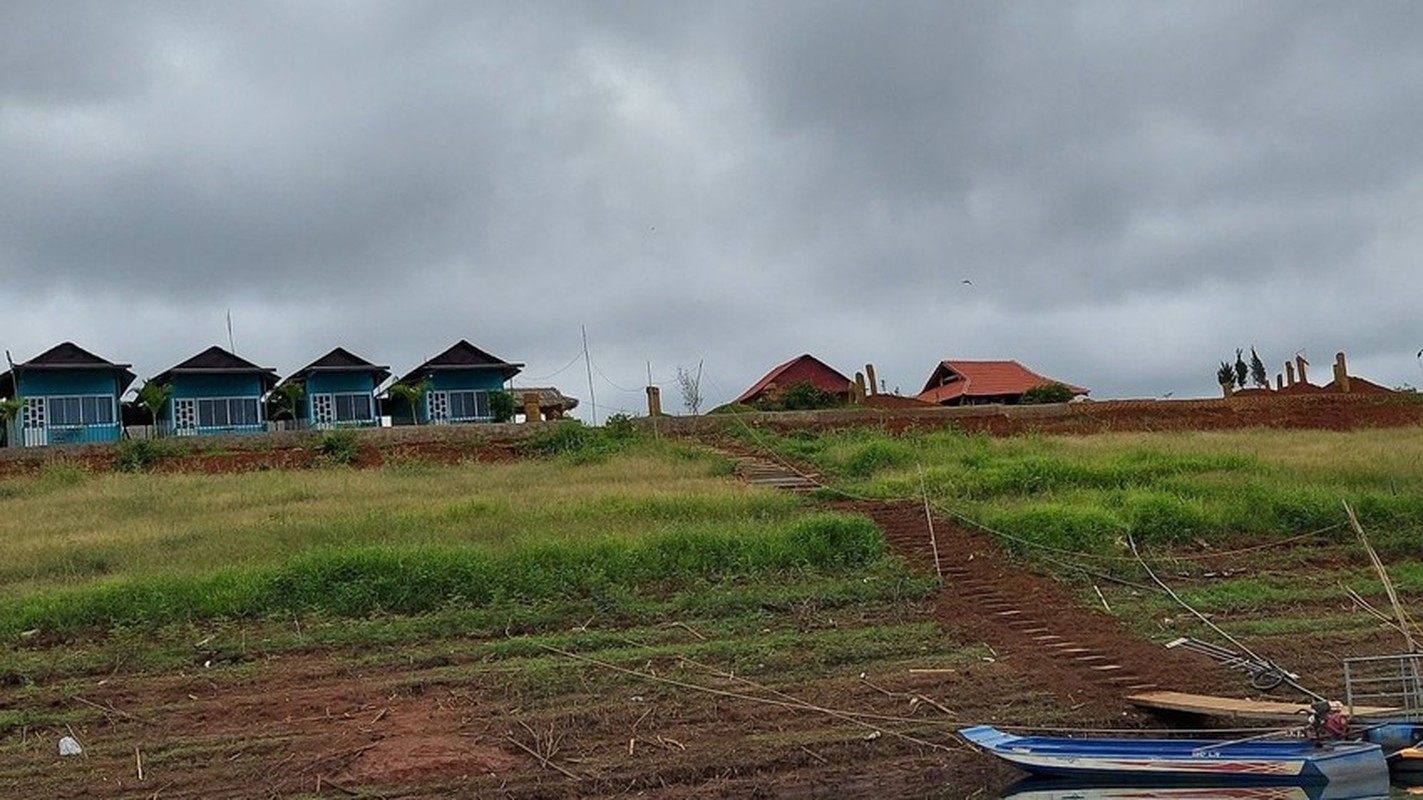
[152,346,279,391]
[0,342,136,397]
[283,347,391,385]
[395,339,523,384]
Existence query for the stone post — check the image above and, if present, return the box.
[522,393,541,423]
[865,364,878,396]
[1275,373,1283,390]
[1285,361,1296,386]
[1295,356,1308,386]
[1334,352,1351,393]
[646,385,662,417]
[853,372,867,404]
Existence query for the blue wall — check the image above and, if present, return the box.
[429,370,505,392]
[17,370,126,398]
[308,372,377,395]
[166,374,267,435]
[169,374,265,399]
[303,371,380,424]
[13,369,127,445]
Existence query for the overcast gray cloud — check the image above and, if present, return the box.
[4,0,1423,416]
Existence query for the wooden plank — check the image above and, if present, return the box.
[1127,690,1400,722]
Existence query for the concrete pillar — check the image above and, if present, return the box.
[865,364,878,396]
[1276,373,1283,390]
[1286,361,1296,386]
[1295,356,1308,386]
[853,372,867,404]
[1334,352,1351,393]
[646,385,662,417]
[522,393,541,423]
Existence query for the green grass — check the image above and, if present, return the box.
[0,440,905,638]
[742,426,1423,553]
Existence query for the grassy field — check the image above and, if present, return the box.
[745,425,1423,556]
[0,439,912,639]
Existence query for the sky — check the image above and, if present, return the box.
[4,1,1423,419]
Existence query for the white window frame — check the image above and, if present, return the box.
[311,392,373,427]
[45,394,117,428]
[446,389,491,422]
[194,396,262,429]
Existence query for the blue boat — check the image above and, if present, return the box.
[959,725,1387,786]
[997,775,1392,799]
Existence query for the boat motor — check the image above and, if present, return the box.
[1306,700,1349,743]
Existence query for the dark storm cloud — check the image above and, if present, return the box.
[3,1,1422,406]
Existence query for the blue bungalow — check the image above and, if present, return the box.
[278,347,389,429]
[151,346,279,436]
[387,340,523,425]
[0,342,136,447]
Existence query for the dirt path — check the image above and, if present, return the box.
[843,500,1227,708]
[726,448,1228,710]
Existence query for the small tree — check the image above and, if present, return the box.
[675,362,704,416]
[1216,361,1235,387]
[1249,347,1269,389]
[1021,382,1075,404]
[767,380,839,411]
[1233,349,1249,389]
[270,381,305,422]
[388,381,429,426]
[489,389,515,423]
[136,381,172,436]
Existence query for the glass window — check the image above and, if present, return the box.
[448,390,489,420]
[47,395,114,426]
[333,393,372,422]
[231,398,258,426]
[196,397,260,427]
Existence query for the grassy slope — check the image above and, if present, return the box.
[748,424,1423,689]
[750,425,1423,555]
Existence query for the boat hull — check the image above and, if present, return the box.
[959,726,1387,786]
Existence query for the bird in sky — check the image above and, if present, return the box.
[961,279,973,286]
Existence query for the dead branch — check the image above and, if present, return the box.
[505,734,580,780]
[73,695,154,726]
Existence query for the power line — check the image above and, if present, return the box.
[523,351,584,382]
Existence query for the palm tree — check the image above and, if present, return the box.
[270,381,305,424]
[136,381,171,438]
[388,380,430,426]
[0,397,22,447]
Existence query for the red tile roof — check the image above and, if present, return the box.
[916,359,1086,405]
[735,354,852,405]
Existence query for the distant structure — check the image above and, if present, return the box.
[916,359,1087,406]
[735,354,853,406]
[1264,351,1396,396]
[0,342,136,447]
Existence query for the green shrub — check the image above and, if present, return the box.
[523,420,592,455]
[603,413,638,439]
[115,439,166,472]
[315,429,360,465]
[764,381,840,411]
[489,390,515,423]
[1020,383,1075,404]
